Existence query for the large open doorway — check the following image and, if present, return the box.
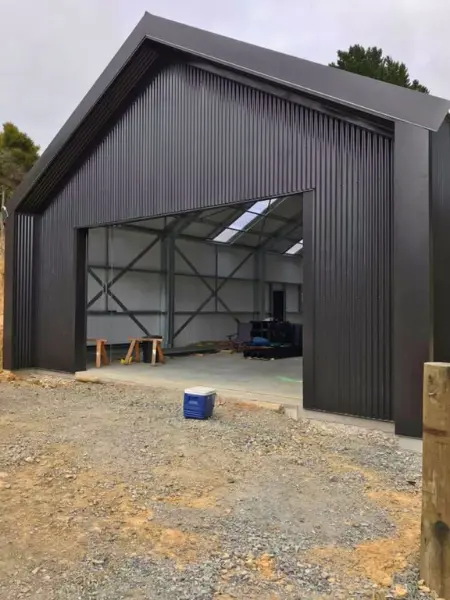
[80,193,304,407]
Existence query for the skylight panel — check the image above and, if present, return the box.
[213,228,237,243]
[285,240,303,255]
[212,198,275,244]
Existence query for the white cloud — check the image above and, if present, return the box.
[1,0,448,148]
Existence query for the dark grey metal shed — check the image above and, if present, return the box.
[4,12,450,437]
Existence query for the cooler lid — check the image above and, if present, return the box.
[184,386,216,396]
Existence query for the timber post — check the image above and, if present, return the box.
[421,362,450,597]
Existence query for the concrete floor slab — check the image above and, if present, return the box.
[78,352,303,407]
[397,435,423,454]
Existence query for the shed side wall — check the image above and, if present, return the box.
[15,214,35,368]
[3,213,35,369]
[11,62,392,421]
[393,122,431,437]
[430,120,450,363]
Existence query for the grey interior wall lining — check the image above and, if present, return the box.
[86,226,302,347]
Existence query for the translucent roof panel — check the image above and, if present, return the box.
[212,199,275,244]
[213,228,238,243]
[285,240,303,255]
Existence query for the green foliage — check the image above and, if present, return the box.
[0,122,40,199]
[329,45,429,93]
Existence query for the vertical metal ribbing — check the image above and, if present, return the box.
[305,118,393,421]
[13,214,35,368]
[26,60,393,420]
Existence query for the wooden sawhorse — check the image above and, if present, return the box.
[88,338,109,368]
[124,337,165,366]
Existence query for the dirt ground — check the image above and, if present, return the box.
[0,373,430,599]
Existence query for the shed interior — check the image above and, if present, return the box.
[84,194,303,403]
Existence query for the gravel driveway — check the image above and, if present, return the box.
[0,374,429,599]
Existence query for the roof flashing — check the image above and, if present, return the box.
[142,12,450,131]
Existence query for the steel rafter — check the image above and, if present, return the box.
[262,219,303,252]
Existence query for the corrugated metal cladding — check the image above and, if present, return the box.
[430,120,450,363]
[21,61,393,420]
[12,214,35,368]
[308,129,392,421]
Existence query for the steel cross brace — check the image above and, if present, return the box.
[174,245,238,318]
[88,267,151,337]
[86,212,200,310]
[86,213,203,339]
[87,234,161,309]
[173,248,256,341]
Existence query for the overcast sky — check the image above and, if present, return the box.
[1,0,449,149]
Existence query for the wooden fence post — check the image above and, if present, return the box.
[421,362,450,598]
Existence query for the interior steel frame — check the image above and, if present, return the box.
[86,200,303,346]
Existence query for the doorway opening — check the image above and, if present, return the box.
[79,192,305,407]
[272,290,286,322]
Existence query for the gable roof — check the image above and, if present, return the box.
[9,12,450,213]
[145,14,449,130]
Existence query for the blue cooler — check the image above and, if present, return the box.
[183,386,216,419]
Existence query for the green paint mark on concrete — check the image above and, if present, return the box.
[276,376,302,383]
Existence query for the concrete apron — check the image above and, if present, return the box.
[72,366,422,452]
[75,366,300,408]
[16,367,419,453]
